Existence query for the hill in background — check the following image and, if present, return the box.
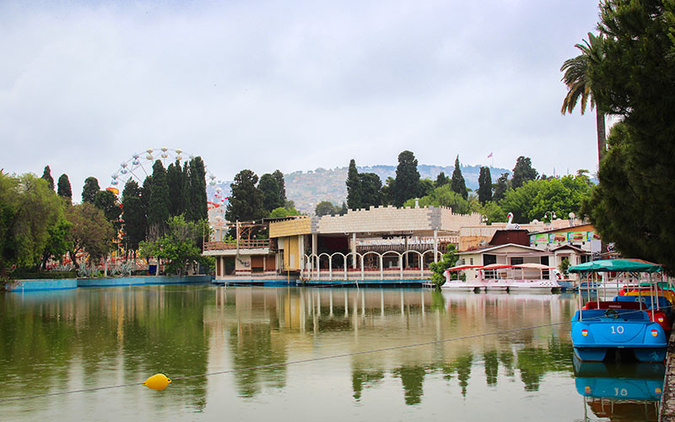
[283,164,510,213]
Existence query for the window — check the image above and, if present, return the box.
[510,257,524,265]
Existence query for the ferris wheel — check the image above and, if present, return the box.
[108,147,227,212]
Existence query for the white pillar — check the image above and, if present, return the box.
[351,233,357,269]
[433,230,438,263]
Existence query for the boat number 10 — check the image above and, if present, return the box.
[610,326,625,334]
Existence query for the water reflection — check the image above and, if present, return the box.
[574,357,664,421]
[0,287,594,421]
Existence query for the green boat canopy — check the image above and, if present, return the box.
[568,259,662,274]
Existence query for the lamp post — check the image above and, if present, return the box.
[544,211,557,224]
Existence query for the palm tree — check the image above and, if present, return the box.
[561,32,606,164]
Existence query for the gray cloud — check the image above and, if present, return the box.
[0,0,600,198]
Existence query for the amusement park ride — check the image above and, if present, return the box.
[107,147,228,219]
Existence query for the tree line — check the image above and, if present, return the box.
[312,150,592,226]
[0,157,211,280]
[560,0,675,271]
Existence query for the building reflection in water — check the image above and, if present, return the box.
[208,287,577,404]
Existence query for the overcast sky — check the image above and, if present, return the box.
[1,0,601,199]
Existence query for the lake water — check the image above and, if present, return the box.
[0,285,664,421]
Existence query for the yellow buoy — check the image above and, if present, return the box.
[143,373,172,391]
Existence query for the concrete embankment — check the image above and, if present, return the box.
[660,333,675,421]
[4,275,213,292]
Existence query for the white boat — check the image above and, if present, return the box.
[442,263,562,292]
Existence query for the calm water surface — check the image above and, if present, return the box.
[0,286,664,421]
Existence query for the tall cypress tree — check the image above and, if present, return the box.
[346,159,363,209]
[185,157,208,222]
[167,160,185,217]
[359,173,383,207]
[147,160,170,234]
[511,156,538,189]
[41,166,54,191]
[392,150,421,207]
[122,180,146,254]
[477,166,493,204]
[57,174,72,204]
[450,156,468,200]
[493,173,509,203]
[225,169,265,222]
[82,177,100,204]
[259,173,284,213]
[272,170,286,204]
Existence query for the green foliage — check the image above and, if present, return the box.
[272,170,286,203]
[81,177,100,204]
[147,160,170,232]
[428,246,459,288]
[122,180,146,253]
[0,174,65,277]
[492,172,509,202]
[392,150,421,207]
[511,156,538,189]
[501,175,591,224]
[346,159,383,209]
[477,166,492,204]
[166,160,185,217]
[94,190,121,224]
[41,166,54,191]
[315,201,339,216]
[346,159,362,209]
[226,169,266,222]
[40,216,72,270]
[559,257,570,275]
[435,171,449,187]
[477,201,507,224]
[450,156,468,200]
[139,215,211,276]
[66,202,115,265]
[57,174,72,203]
[184,157,208,222]
[269,206,301,218]
[577,1,675,271]
[404,185,473,214]
[259,173,285,213]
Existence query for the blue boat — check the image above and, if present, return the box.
[569,259,668,363]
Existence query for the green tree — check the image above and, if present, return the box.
[82,177,100,204]
[272,170,286,204]
[501,175,591,224]
[147,160,170,234]
[477,166,492,204]
[94,190,121,224]
[561,32,607,163]
[428,246,459,288]
[269,206,301,219]
[493,172,509,203]
[346,159,363,209]
[315,201,338,216]
[581,0,675,271]
[57,174,72,204]
[511,156,538,189]
[0,174,66,276]
[184,157,208,222]
[450,156,468,200]
[404,185,472,215]
[435,172,449,187]
[66,202,115,269]
[166,160,185,217]
[121,180,146,255]
[41,166,54,191]
[225,169,265,222]
[359,172,383,208]
[478,201,507,224]
[392,150,421,207]
[139,215,212,276]
[259,173,284,214]
[40,217,72,270]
